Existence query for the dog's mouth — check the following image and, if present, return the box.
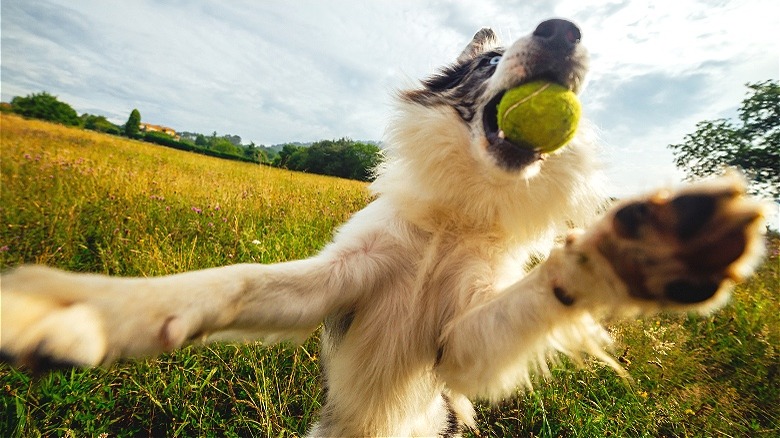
[482,90,540,171]
[481,77,572,172]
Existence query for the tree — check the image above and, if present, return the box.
[124,109,141,138]
[210,137,243,156]
[10,91,80,126]
[244,142,269,163]
[195,134,208,147]
[81,113,121,135]
[224,134,241,146]
[345,141,383,181]
[668,80,779,200]
[273,144,304,168]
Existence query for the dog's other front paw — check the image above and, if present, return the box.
[590,174,766,311]
[0,266,110,371]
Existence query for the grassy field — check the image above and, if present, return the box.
[1,113,778,437]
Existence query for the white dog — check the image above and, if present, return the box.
[0,19,766,437]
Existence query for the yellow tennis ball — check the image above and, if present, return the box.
[496,81,581,153]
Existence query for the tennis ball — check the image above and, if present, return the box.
[496,81,581,153]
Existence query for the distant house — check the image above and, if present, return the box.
[140,122,179,139]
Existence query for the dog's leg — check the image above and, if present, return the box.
[0,227,390,370]
[436,175,766,399]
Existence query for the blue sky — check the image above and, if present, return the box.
[1,0,778,207]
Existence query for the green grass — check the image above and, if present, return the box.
[1,114,778,437]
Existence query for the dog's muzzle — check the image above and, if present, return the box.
[482,19,583,171]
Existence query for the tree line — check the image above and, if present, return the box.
[2,92,382,182]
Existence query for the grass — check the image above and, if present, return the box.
[1,113,778,437]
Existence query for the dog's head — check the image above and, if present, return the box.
[403,19,589,174]
[374,19,603,239]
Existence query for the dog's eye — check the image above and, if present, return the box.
[489,55,502,66]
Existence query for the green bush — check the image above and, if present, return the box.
[81,114,121,135]
[10,92,80,126]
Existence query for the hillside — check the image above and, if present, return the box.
[0,113,371,273]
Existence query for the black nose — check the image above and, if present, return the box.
[533,19,581,51]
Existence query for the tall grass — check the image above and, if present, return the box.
[1,114,778,437]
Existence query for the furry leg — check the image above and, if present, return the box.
[436,176,766,400]
[0,223,395,369]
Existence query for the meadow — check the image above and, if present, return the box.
[0,113,777,437]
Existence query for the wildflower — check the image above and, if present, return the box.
[0,245,9,252]
[251,239,261,245]
[191,206,203,214]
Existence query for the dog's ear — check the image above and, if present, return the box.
[457,28,499,63]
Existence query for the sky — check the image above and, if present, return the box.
[1,0,778,206]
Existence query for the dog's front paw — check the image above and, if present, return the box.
[1,266,196,371]
[592,175,766,310]
[0,266,111,370]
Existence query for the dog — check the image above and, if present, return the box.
[0,19,767,437]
